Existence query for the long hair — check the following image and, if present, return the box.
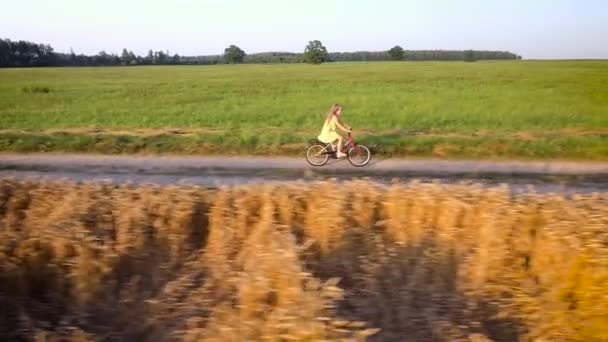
[326,104,341,121]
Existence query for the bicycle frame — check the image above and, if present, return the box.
[322,133,356,156]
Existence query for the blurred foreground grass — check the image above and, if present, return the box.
[0,179,607,341]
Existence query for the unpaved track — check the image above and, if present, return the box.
[1,154,607,174]
[0,154,607,192]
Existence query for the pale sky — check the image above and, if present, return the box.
[1,0,607,59]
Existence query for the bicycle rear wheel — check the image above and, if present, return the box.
[347,145,371,167]
[306,143,330,166]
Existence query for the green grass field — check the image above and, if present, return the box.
[1,61,607,159]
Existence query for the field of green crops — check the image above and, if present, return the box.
[1,61,607,159]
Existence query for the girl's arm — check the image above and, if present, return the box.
[335,118,352,132]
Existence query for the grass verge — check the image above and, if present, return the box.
[0,129,607,160]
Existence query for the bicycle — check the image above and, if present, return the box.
[306,131,372,167]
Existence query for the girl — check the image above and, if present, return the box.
[317,104,352,158]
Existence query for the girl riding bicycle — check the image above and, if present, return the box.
[317,104,352,158]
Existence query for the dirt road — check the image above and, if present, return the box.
[1,154,607,192]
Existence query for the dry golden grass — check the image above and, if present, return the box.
[0,179,606,341]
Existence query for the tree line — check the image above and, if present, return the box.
[0,38,521,68]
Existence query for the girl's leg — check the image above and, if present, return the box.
[336,136,346,157]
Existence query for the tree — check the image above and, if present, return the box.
[223,45,246,64]
[387,45,405,60]
[0,37,521,67]
[145,50,154,65]
[68,47,77,65]
[111,54,120,65]
[155,50,168,64]
[303,40,329,64]
[0,39,11,67]
[96,50,109,65]
[128,51,137,65]
[121,48,131,65]
[464,50,476,62]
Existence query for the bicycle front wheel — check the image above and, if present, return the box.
[347,145,371,167]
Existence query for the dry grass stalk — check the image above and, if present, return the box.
[0,179,606,341]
